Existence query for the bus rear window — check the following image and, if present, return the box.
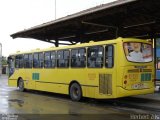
[124,42,152,62]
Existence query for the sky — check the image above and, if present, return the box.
[0,0,115,56]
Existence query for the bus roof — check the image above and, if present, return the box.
[9,37,150,56]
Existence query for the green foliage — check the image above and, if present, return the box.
[2,56,7,65]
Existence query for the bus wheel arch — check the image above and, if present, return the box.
[17,77,25,92]
[69,81,82,101]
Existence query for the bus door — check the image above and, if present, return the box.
[8,56,15,78]
[99,45,115,95]
[87,45,114,97]
[25,70,35,89]
[24,54,35,89]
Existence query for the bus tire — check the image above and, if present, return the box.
[18,78,25,92]
[69,83,82,101]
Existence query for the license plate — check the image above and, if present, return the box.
[131,83,147,89]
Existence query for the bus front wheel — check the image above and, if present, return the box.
[69,83,82,101]
[18,78,25,92]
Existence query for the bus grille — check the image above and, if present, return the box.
[99,74,112,95]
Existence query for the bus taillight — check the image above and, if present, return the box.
[124,80,127,84]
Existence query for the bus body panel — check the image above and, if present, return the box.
[116,87,154,98]
[122,65,154,90]
[8,37,154,99]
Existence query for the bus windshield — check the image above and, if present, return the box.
[124,42,152,63]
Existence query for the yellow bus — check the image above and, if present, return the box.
[8,37,154,101]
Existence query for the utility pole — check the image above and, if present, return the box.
[55,0,56,19]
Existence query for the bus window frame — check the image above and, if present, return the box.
[44,51,51,68]
[23,53,33,68]
[15,54,24,68]
[87,45,104,68]
[123,42,153,63]
[105,45,114,68]
[71,47,86,68]
[51,51,56,68]
[24,54,29,68]
[57,49,70,68]
[33,52,44,68]
[28,54,33,68]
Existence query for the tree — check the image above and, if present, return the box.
[2,56,7,65]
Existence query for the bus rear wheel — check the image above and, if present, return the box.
[18,78,25,92]
[69,83,82,101]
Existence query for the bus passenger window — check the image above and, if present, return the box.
[57,50,63,67]
[39,53,44,68]
[15,56,19,68]
[24,54,29,68]
[57,50,69,68]
[87,46,103,68]
[33,53,44,68]
[79,48,86,67]
[71,48,86,67]
[24,54,32,68]
[45,52,51,68]
[64,50,69,67]
[105,45,114,68]
[15,55,23,68]
[71,49,78,67]
[33,53,39,68]
[28,54,33,68]
[51,52,56,67]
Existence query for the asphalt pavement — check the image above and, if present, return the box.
[0,74,160,120]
